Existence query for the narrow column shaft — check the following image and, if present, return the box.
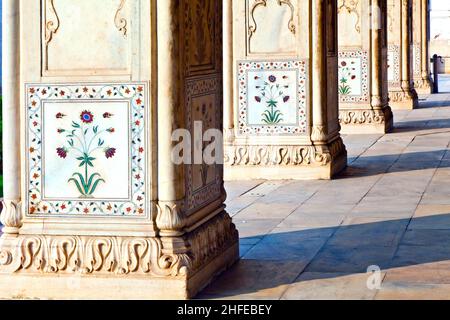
[223,0,234,142]
[2,0,20,202]
[1,0,22,234]
[420,0,429,80]
[371,0,383,108]
[311,0,327,143]
[401,0,412,90]
[156,0,185,234]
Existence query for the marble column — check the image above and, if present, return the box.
[338,0,393,134]
[0,0,238,300]
[412,0,433,94]
[224,0,347,180]
[387,0,418,109]
[1,0,22,235]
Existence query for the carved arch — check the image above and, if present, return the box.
[337,0,361,33]
[248,0,296,39]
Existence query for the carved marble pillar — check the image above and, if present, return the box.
[412,0,433,94]
[338,0,393,134]
[0,0,238,300]
[1,0,22,236]
[387,0,418,109]
[224,0,347,180]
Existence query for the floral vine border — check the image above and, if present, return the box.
[26,83,147,217]
[237,60,308,135]
[185,75,223,213]
[338,50,369,103]
[388,44,401,88]
[413,42,422,78]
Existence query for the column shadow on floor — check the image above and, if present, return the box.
[416,93,450,109]
[392,119,450,133]
[337,150,450,178]
[198,213,450,299]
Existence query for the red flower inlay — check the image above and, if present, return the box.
[105,147,116,159]
[57,147,68,159]
[80,110,94,123]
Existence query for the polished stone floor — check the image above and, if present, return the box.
[198,93,450,300]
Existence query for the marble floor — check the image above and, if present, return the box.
[198,93,450,300]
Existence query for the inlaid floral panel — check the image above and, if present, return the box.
[388,44,400,87]
[338,50,369,103]
[237,60,308,135]
[26,83,148,217]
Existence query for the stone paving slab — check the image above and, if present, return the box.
[199,94,450,300]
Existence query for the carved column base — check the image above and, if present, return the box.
[1,200,23,235]
[389,88,419,110]
[0,210,239,299]
[414,78,433,95]
[339,106,394,134]
[224,138,347,180]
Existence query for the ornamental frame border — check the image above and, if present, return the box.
[24,82,150,219]
[338,50,370,103]
[236,59,309,136]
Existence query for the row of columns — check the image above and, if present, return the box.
[224,0,432,180]
[0,0,433,299]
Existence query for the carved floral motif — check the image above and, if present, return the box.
[339,108,393,125]
[0,211,238,278]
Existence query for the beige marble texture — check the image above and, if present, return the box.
[202,94,450,300]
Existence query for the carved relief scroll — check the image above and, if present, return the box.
[44,0,60,46]
[337,0,361,33]
[247,0,297,54]
[42,0,133,76]
[114,0,128,37]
